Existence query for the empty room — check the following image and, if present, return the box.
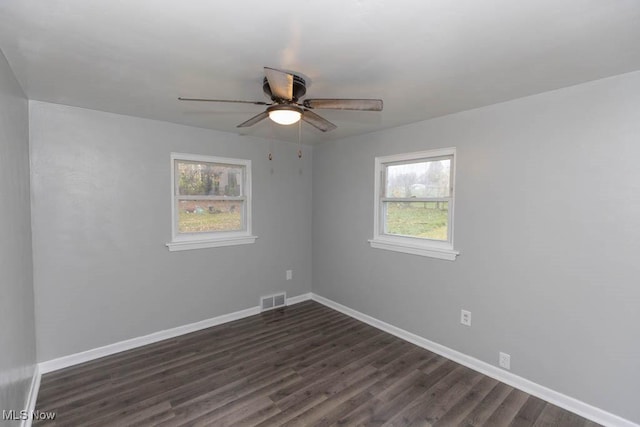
[1,1,639,426]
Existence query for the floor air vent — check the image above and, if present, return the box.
[261,292,287,312]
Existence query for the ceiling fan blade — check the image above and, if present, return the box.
[302,110,337,132]
[178,97,269,105]
[264,67,293,101]
[237,111,269,128]
[303,99,383,111]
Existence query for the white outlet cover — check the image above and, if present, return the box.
[499,352,511,370]
[460,309,471,326]
[286,270,292,280]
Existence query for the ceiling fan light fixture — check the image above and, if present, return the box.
[179,67,382,132]
[268,105,302,125]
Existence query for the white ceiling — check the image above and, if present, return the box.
[1,0,639,144]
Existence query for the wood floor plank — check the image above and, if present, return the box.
[276,338,394,409]
[533,404,590,427]
[85,401,173,427]
[403,367,485,425]
[159,372,302,427]
[323,369,428,426]
[292,327,385,373]
[509,395,548,427]
[432,375,500,426]
[482,388,531,427]
[380,365,476,426]
[279,370,386,426]
[335,360,458,426]
[312,352,445,427]
[34,301,601,427]
[230,402,281,426]
[190,395,274,427]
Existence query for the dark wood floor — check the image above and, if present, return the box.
[35,301,600,426]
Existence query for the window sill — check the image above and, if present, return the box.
[369,238,459,261]
[166,235,258,252]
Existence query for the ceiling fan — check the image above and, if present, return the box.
[178,67,383,132]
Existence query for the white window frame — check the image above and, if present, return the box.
[166,153,257,252]
[369,147,459,261]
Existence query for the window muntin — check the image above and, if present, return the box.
[175,160,246,234]
[371,148,458,260]
[167,153,255,251]
[382,156,453,242]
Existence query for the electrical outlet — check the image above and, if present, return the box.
[460,309,471,326]
[499,352,511,370]
[286,270,292,280]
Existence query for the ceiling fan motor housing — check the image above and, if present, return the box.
[178,67,381,132]
[263,74,306,102]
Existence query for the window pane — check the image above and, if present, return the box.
[385,158,451,198]
[177,161,243,197]
[385,201,448,240]
[178,200,242,233]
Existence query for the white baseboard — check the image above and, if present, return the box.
[38,293,314,374]
[311,293,638,427]
[21,365,41,427]
[39,305,261,374]
[287,292,312,305]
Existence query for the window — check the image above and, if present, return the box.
[369,148,459,260]
[166,153,256,251]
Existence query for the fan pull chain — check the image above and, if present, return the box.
[298,120,303,159]
[268,125,274,161]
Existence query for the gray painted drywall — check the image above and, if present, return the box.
[312,71,640,423]
[29,102,312,362]
[0,50,36,424]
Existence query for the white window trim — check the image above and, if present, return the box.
[166,152,257,252]
[369,147,459,261]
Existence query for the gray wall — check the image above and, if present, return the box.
[0,50,36,423]
[312,71,640,423]
[29,101,313,362]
